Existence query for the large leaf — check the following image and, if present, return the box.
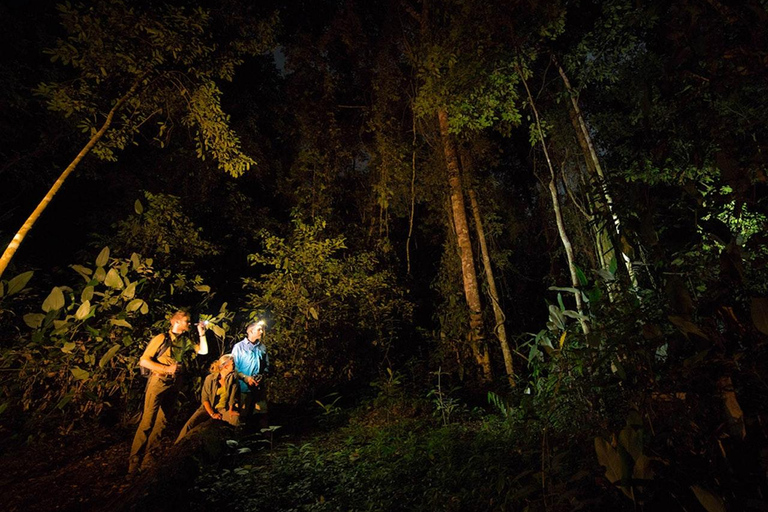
[99,344,121,368]
[6,271,34,296]
[122,281,137,300]
[75,300,92,320]
[95,246,110,267]
[71,265,93,281]
[212,324,226,338]
[23,313,46,329]
[104,268,124,289]
[751,298,768,336]
[70,367,90,380]
[81,286,94,302]
[691,486,726,512]
[574,265,588,287]
[134,199,144,215]
[42,287,66,312]
[126,298,145,312]
[110,318,133,329]
[668,315,709,340]
[56,392,75,410]
[94,266,106,282]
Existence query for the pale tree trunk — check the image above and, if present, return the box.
[468,188,515,385]
[554,57,637,287]
[406,110,417,275]
[519,71,590,335]
[0,78,143,279]
[437,108,492,380]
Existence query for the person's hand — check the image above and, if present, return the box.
[197,322,206,336]
[211,412,223,420]
[246,376,258,387]
[165,362,178,376]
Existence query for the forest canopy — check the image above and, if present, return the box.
[0,0,767,510]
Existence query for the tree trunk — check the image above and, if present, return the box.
[519,70,590,335]
[0,78,143,279]
[554,57,637,287]
[468,188,515,385]
[437,108,491,380]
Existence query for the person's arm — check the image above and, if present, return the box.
[139,334,177,375]
[226,374,239,414]
[195,322,209,355]
[202,400,221,420]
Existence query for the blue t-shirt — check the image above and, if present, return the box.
[232,338,269,394]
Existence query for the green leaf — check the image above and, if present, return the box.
[309,307,319,320]
[110,318,133,329]
[104,268,124,289]
[6,271,34,296]
[212,324,226,338]
[140,302,149,315]
[71,367,90,380]
[75,300,91,320]
[62,342,76,353]
[99,344,121,368]
[691,486,726,512]
[42,287,66,312]
[126,298,144,312]
[574,265,588,287]
[23,313,46,329]
[95,246,110,267]
[94,266,106,282]
[608,257,618,276]
[0,402,7,415]
[134,199,144,215]
[122,281,137,300]
[81,286,94,302]
[131,253,141,270]
[71,265,93,281]
[56,392,75,410]
[195,285,211,293]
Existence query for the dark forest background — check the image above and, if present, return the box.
[1,0,767,510]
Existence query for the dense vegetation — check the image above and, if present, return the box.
[1,0,767,510]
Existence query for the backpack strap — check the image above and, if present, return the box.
[153,332,173,361]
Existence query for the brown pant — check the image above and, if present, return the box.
[129,373,179,470]
[175,407,240,443]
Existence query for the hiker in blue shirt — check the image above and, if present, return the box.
[232,320,269,427]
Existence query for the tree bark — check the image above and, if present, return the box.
[519,70,590,335]
[437,108,491,380]
[468,188,515,385]
[554,57,637,287]
[0,77,144,279]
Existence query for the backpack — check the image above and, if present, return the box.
[139,333,172,378]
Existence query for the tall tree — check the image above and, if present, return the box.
[0,0,277,278]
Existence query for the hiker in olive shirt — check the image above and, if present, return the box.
[128,310,208,475]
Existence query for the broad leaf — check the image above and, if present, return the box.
[56,392,75,410]
[95,246,110,267]
[309,307,319,320]
[130,252,141,270]
[212,324,226,338]
[110,318,133,328]
[668,315,709,340]
[140,302,149,315]
[23,313,46,329]
[62,342,76,353]
[75,300,91,320]
[70,367,90,380]
[104,268,124,289]
[42,287,66,312]
[134,199,144,215]
[195,285,211,293]
[81,286,94,302]
[691,485,726,512]
[122,281,137,300]
[126,298,144,312]
[99,344,121,368]
[6,271,34,296]
[71,265,93,281]
[574,265,588,287]
[94,266,106,282]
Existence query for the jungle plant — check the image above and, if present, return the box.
[0,245,218,432]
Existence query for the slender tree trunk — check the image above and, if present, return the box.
[519,70,590,335]
[554,57,637,287]
[0,78,143,279]
[406,109,417,275]
[468,188,515,385]
[437,108,491,379]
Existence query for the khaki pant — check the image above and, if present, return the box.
[175,407,240,443]
[129,373,179,471]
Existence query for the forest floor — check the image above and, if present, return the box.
[0,424,137,512]
[0,406,311,512]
